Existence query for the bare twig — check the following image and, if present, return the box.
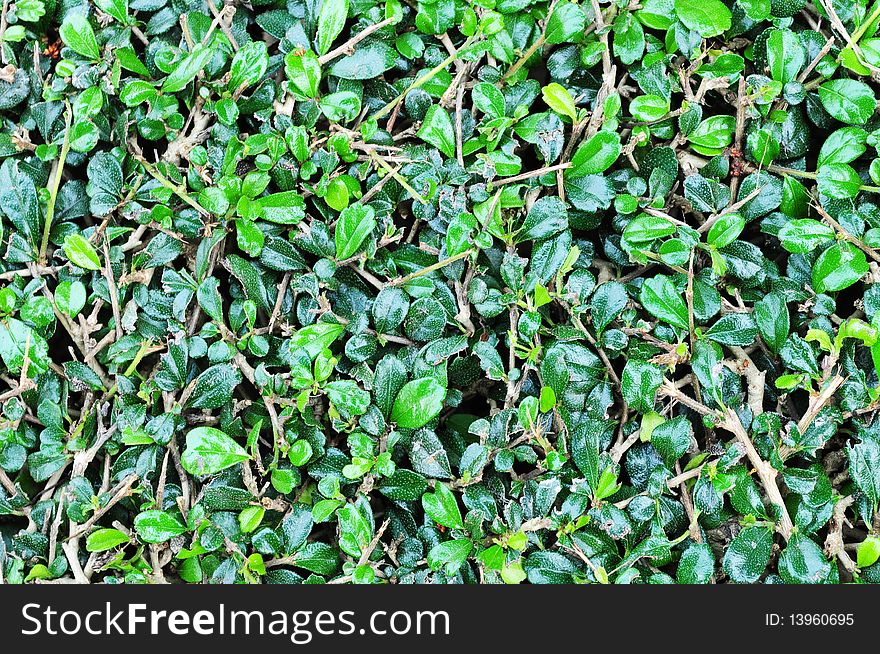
[722,408,794,541]
[319,17,395,65]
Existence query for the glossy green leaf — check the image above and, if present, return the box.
[181,427,250,477]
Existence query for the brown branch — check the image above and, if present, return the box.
[722,408,794,541]
[797,373,846,435]
[67,474,139,540]
[318,17,396,65]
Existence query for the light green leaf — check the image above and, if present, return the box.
[134,510,187,544]
[59,14,100,60]
[541,83,577,122]
[417,105,456,157]
[391,377,446,429]
[162,44,215,93]
[86,528,130,552]
[181,427,250,477]
[674,0,731,37]
[335,204,377,259]
[317,0,349,56]
[63,233,102,271]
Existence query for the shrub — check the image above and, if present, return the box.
[0,0,878,585]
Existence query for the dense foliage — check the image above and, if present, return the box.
[0,0,879,585]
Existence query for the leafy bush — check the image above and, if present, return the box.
[0,0,879,585]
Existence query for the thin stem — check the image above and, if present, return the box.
[812,201,880,265]
[390,249,471,287]
[494,162,571,186]
[372,36,478,121]
[368,151,426,204]
[852,1,880,44]
[133,154,209,215]
[761,163,880,194]
[503,34,545,81]
[319,17,396,65]
[40,103,72,265]
[723,408,795,541]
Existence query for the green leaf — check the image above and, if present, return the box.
[818,127,867,167]
[320,91,361,122]
[754,292,789,354]
[181,427,250,477]
[63,233,102,271]
[722,526,773,583]
[335,204,377,259]
[812,241,869,293]
[571,418,602,490]
[629,94,670,122]
[285,49,322,98]
[652,416,692,464]
[0,318,49,375]
[857,535,880,569]
[293,542,339,575]
[542,83,577,122]
[185,363,242,409]
[288,322,346,360]
[766,28,805,84]
[688,115,736,152]
[622,360,663,413]
[779,534,832,583]
[329,42,396,79]
[817,163,862,199]
[707,212,745,248]
[253,191,306,225]
[86,528,130,552]
[325,380,371,419]
[519,196,568,241]
[545,2,586,44]
[847,438,880,506]
[95,0,128,24]
[818,79,876,124]
[674,0,731,37]
[472,82,505,119]
[705,313,758,346]
[591,281,628,334]
[134,510,187,544]
[317,0,348,56]
[777,219,835,254]
[119,80,156,107]
[337,503,372,557]
[639,275,689,330]
[239,506,265,534]
[59,13,100,60]
[427,538,472,574]
[746,128,779,166]
[677,543,715,584]
[569,131,621,176]
[0,159,39,243]
[325,177,350,211]
[374,354,407,418]
[565,173,615,212]
[236,218,264,257]
[422,482,463,529]
[162,44,215,93]
[229,40,268,91]
[391,377,446,429]
[55,281,87,317]
[417,105,456,157]
[115,46,150,75]
[622,214,676,251]
[378,469,428,501]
